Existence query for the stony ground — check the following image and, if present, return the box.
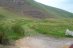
[0,36,73,48]
[13,36,73,48]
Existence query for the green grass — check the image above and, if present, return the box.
[30,19,73,38]
[0,9,73,41]
[0,7,35,43]
[2,18,71,38]
[0,16,73,43]
[0,7,73,45]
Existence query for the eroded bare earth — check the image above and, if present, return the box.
[14,36,73,48]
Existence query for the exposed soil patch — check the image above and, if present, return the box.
[14,36,73,48]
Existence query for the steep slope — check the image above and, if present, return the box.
[0,0,73,45]
[0,0,73,18]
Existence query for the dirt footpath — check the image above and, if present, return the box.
[14,36,73,48]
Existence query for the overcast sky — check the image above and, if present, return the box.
[34,0,73,13]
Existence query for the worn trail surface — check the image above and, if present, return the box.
[13,36,73,48]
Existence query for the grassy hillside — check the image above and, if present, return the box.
[0,0,73,45]
[0,7,34,44]
[0,0,73,18]
[27,0,73,18]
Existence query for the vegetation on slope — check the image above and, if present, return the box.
[0,0,73,18]
[0,0,73,45]
[26,0,73,18]
[0,8,73,45]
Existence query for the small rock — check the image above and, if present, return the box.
[63,43,72,48]
[69,44,73,48]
